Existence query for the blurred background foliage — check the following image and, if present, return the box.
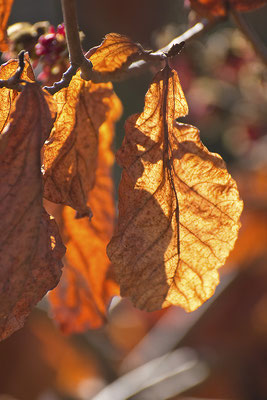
[1,0,267,399]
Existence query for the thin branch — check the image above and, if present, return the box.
[61,0,84,66]
[0,50,26,91]
[94,18,219,82]
[44,0,92,94]
[157,19,212,54]
[44,17,219,91]
[61,0,92,79]
[230,8,267,67]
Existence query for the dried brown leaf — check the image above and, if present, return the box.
[0,57,35,134]
[48,95,122,333]
[43,71,120,217]
[107,66,243,312]
[86,33,153,80]
[0,0,14,51]
[188,0,267,17]
[0,83,65,340]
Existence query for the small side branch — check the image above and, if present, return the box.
[44,64,78,94]
[230,8,267,66]
[0,50,26,91]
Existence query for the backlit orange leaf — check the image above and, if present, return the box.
[48,94,122,334]
[228,168,267,266]
[0,0,14,51]
[107,65,243,312]
[43,71,120,218]
[0,83,65,340]
[188,0,267,18]
[86,33,153,80]
[0,57,35,133]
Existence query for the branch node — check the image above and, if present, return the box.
[80,58,93,80]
